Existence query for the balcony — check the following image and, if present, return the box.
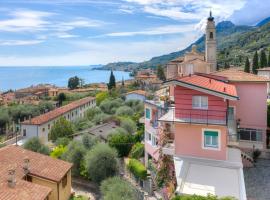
[159,107,227,126]
[162,140,175,155]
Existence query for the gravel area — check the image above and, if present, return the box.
[72,178,101,200]
[244,159,270,200]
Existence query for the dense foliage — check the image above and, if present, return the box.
[100,177,137,200]
[85,143,118,183]
[50,145,67,159]
[49,117,74,141]
[127,158,147,180]
[62,140,86,176]
[171,194,237,200]
[129,143,144,159]
[108,132,134,157]
[68,76,80,89]
[23,137,51,155]
[107,70,116,90]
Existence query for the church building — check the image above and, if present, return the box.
[166,11,217,78]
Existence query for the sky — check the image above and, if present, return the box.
[0,0,269,66]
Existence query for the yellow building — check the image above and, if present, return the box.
[0,145,72,200]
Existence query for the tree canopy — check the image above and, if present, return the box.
[260,50,267,68]
[107,70,116,90]
[252,51,259,74]
[49,117,74,141]
[85,143,118,183]
[68,76,80,90]
[157,65,166,81]
[23,137,51,155]
[100,177,137,200]
[244,57,250,73]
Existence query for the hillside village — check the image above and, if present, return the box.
[1,12,270,200]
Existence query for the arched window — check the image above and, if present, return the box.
[209,32,213,39]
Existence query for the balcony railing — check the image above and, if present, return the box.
[159,107,227,126]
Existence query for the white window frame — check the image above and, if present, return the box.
[192,96,208,109]
[202,128,221,151]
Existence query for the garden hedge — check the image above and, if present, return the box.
[127,158,147,180]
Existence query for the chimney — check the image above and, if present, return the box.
[23,157,30,174]
[29,115,32,124]
[7,168,16,188]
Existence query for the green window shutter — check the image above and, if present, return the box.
[204,131,218,137]
[146,108,151,119]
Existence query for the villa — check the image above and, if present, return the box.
[0,145,72,200]
[144,13,269,199]
[21,97,96,143]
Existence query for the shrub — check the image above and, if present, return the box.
[61,140,86,176]
[100,177,137,200]
[86,107,103,120]
[50,145,67,159]
[129,143,144,159]
[49,117,74,142]
[171,194,237,200]
[23,137,51,155]
[252,149,261,161]
[127,159,147,180]
[108,132,134,157]
[120,118,137,134]
[96,91,109,105]
[82,133,99,150]
[115,106,134,116]
[92,113,111,125]
[85,143,118,183]
[55,137,71,146]
[73,118,94,131]
[100,98,123,114]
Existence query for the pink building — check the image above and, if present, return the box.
[144,70,269,199]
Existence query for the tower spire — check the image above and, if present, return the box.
[208,10,214,21]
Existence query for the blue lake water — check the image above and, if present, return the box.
[0,66,131,91]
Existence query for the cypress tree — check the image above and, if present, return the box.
[252,51,259,74]
[268,51,270,66]
[121,77,125,86]
[244,57,250,73]
[157,65,166,81]
[260,50,267,68]
[107,69,116,90]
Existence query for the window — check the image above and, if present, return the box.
[152,136,158,146]
[25,175,32,182]
[192,96,208,109]
[145,108,151,120]
[203,130,219,149]
[42,128,45,132]
[62,174,67,188]
[210,32,213,39]
[146,132,151,141]
[23,129,26,136]
[238,128,262,142]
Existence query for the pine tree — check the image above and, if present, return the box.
[244,57,250,73]
[252,51,259,74]
[260,50,267,68]
[157,65,166,81]
[107,69,116,90]
[268,51,270,66]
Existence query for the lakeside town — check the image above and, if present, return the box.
[0,3,270,200]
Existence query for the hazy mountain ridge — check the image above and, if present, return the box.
[100,17,270,71]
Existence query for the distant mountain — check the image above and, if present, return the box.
[256,17,270,27]
[101,17,270,71]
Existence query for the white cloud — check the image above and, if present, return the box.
[125,0,247,23]
[0,40,44,46]
[101,24,196,37]
[0,34,198,66]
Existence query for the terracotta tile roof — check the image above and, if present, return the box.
[22,96,95,125]
[126,90,147,96]
[0,145,73,200]
[0,145,72,182]
[165,74,238,100]
[0,179,51,200]
[211,69,270,82]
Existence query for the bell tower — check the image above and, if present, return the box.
[205,11,217,72]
